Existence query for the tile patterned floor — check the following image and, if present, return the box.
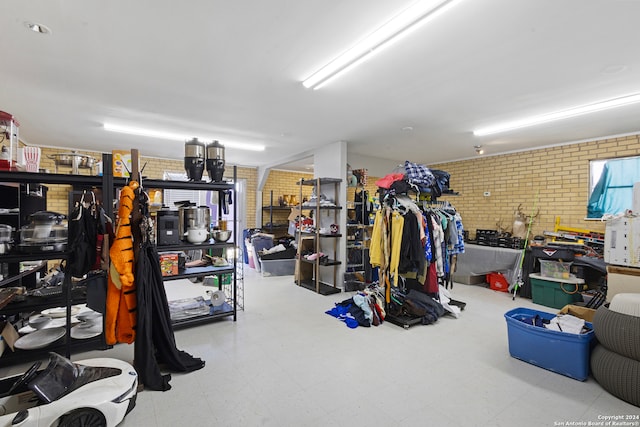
[2,268,638,426]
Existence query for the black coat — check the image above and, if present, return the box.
[134,239,205,391]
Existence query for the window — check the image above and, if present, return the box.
[587,155,640,218]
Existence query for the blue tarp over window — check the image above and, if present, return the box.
[587,157,640,218]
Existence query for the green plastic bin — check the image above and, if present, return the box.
[529,273,584,309]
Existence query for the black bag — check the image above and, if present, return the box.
[85,271,107,314]
[67,192,99,278]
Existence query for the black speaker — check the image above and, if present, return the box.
[157,210,181,246]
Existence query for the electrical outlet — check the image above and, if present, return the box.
[483,191,491,197]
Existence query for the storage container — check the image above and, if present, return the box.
[529,273,584,309]
[261,259,295,277]
[531,246,575,261]
[486,272,509,292]
[504,307,595,381]
[539,259,572,279]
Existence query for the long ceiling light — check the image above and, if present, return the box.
[103,123,265,151]
[302,0,463,90]
[474,93,640,137]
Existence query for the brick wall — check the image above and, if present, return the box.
[430,134,640,238]
[27,132,640,236]
[262,169,314,204]
[36,147,258,228]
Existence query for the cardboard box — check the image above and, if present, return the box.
[0,320,19,353]
[112,150,132,177]
[159,253,179,276]
[558,304,597,323]
[606,264,640,302]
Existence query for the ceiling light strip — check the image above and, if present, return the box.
[302,0,463,90]
[474,93,640,137]
[103,123,265,152]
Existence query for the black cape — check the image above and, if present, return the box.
[134,239,205,391]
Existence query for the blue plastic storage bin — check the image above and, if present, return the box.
[504,307,595,381]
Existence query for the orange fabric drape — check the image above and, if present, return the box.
[105,183,138,345]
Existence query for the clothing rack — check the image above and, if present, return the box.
[371,190,466,329]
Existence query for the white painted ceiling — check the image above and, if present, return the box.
[1,0,640,171]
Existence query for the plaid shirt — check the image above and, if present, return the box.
[404,160,435,187]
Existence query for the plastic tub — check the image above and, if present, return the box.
[539,259,572,279]
[261,259,295,277]
[504,307,595,381]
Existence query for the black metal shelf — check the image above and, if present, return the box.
[261,205,298,211]
[0,334,108,365]
[297,178,342,186]
[297,279,341,295]
[117,177,234,191]
[156,166,239,324]
[299,258,341,266]
[0,170,104,186]
[156,241,235,252]
[0,261,47,287]
[299,205,342,210]
[0,250,68,264]
[171,310,235,330]
[162,265,235,281]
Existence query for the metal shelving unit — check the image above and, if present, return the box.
[261,190,294,235]
[147,166,240,327]
[294,178,342,295]
[0,156,113,366]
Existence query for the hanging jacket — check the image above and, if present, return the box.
[398,211,425,274]
[105,183,138,345]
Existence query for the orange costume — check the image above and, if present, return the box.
[105,182,138,345]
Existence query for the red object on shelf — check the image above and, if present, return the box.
[486,272,509,292]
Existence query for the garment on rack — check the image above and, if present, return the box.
[105,183,137,345]
[134,189,205,391]
[369,210,385,268]
[135,238,206,391]
[389,210,404,288]
[398,211,425,274]
[354,189,371,225]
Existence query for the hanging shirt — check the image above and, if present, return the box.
[430,214,445,277]
[423,213,433,262]
[369,210,385,268]
[398,211,425,274]
[389,211,404,287]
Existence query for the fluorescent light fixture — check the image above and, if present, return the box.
[302,0,462,90]
[103,123,265,152]
[474,93,640,137]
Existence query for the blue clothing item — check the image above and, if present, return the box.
[451,213,466,255]
[325,303,359,328]
[422,213,433,262]
[352,294,373,325]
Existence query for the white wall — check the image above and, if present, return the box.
[314,141,347,287]
[347,153,401,178]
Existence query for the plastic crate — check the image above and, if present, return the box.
[504,307,595,381]
[529,273,584,309]
[260,259,295,277]
[486,272,509,292]
[539,259,572,279]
